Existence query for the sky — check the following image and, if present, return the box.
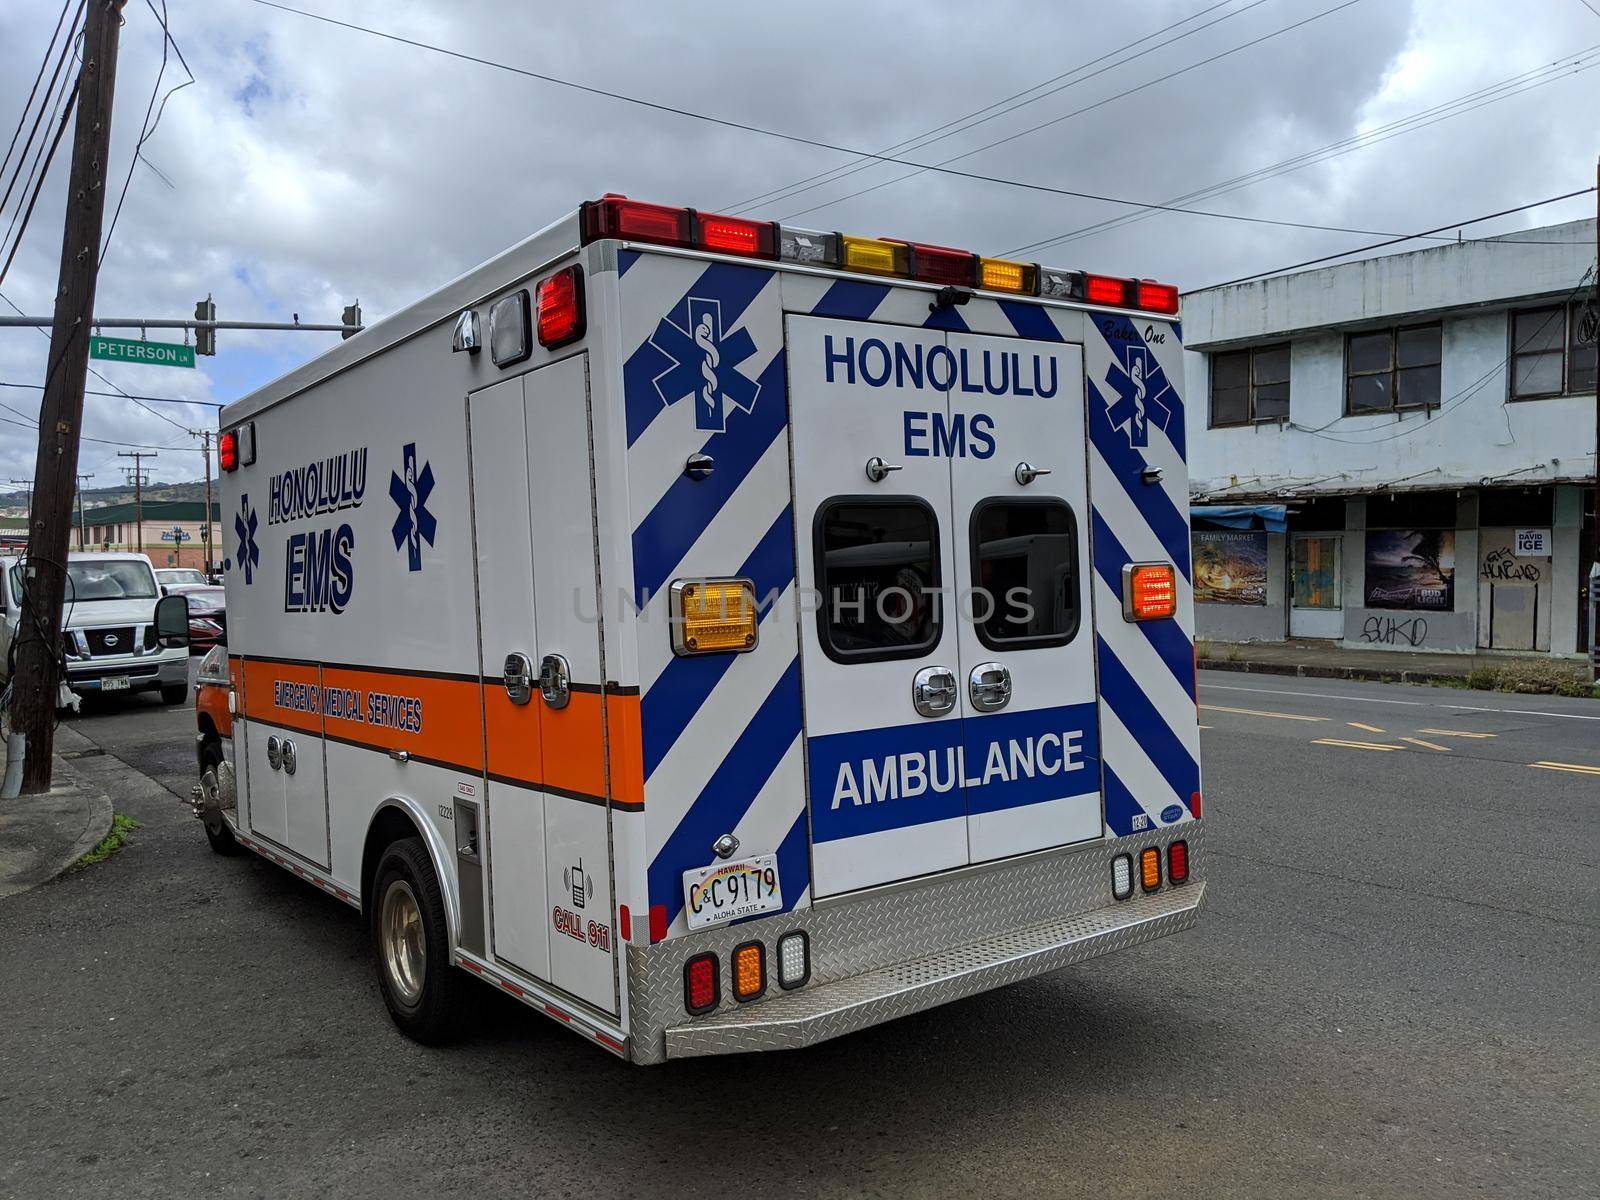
[0,0,1595,486]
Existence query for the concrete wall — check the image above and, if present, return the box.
[1182,219,1597,500]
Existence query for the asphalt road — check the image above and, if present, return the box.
[0,666,1595,1199]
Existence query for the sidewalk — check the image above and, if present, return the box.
[0,724,115,900]
[1198,637,1596,691]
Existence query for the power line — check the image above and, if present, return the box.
[0,381,222,407]
[772,0,1369,222]
[0,2,83,220]
[724,0,1269,215]
[0,412,195,452]
[0,78,79,288]
[0,0,79,189]
[1196,186,1597,289]
[1007,47,1600,257]
[242,0,1443,244]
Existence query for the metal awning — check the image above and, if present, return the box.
[1189,504,1287,533]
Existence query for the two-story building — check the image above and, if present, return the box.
[1183,219,1596,658]
[78,499,222,571]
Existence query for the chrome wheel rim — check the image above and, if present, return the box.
[380,880,426,1007]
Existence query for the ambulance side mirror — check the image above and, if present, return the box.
[155,594,190,649]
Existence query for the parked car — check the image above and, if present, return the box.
[183,585,226,651]
[0,551,191,703]
[155,567,210,594]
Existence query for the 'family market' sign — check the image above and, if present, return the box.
[88,335,194,369]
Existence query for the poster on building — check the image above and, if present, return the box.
[1193,530,1268,605]
[1364,529,1455,610]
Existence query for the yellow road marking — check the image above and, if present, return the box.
[1313,737,1403,752]
[1400,736,1451,752]
[1347,721,1387,734]
[1201,704,1328,723]
[1530,761,1600,775]
[1418,728,1497,739]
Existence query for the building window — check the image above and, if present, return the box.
[1346,324,1442,414]
[1209,343,1290,427]
[1512,303,1598,399]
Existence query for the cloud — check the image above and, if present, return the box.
[0,0,1594,483]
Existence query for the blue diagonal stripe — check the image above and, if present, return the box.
[1087,378,1192,580]
[623,262,775,447]
[1095,635,1198,810]
[997,299,1064,343]
[631,349,789,608]
[923,306,969,331]
[639,506,796,779]
[810,279,890,320]
[648,658,803,925]
[732,808,810,926]
[1102,764,1152,839]
[1090,509,1195,699]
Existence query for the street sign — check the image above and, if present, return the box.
[89,335,195,369]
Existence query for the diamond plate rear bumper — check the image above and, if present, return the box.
[663,882,1202,1059]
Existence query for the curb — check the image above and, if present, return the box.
[1197,657,1465,686]
[0,750,116,901]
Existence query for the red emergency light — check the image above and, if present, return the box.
[580,195,777,260]
[536,265,585,349]
[219,430,238,472]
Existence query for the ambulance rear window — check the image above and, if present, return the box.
[970,499,1079,649]
[815,498,942,663]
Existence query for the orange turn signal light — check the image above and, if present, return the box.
[732,941,766,1002]
[1140,846,1161,892]
[1123,562,1177,622]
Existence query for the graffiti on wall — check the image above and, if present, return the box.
[1360,615,1429,646]
[1480,547,1542,583]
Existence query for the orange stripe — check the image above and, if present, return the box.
[238,658,642,808]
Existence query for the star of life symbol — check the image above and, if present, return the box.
[233,495,260,585]
[1104,345,1174,449]
[648,296,760,433]
[389,442,437,572]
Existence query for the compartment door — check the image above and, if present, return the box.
[946,332,1102,862]
[789,315,967,897]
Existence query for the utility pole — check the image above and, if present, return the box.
[201,430,214,577]
[118,450,153,555]
[14,0,127,793]
[75,472,93,550]
[1589,153,1599,681]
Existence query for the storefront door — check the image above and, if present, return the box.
[1290,535,1341,639]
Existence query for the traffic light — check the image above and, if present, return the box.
[195,295,216,355]
[341,301,362,340]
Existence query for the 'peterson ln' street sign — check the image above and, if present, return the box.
[89,334,195,369]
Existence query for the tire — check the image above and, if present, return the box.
[198,742,240,856]
[161,683,188,705]
[371,837,465,1045]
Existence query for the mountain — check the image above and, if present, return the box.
[0,479,213,514]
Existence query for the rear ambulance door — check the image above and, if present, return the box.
[945,331,1101,861]
[790,316,966,895]
[469,356,618,1015]
[791,314,1101,899]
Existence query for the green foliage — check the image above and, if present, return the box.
[77,813,140,868]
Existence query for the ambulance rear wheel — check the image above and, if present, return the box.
[371,837,464,1045]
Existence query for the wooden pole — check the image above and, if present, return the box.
[14,0,128,793]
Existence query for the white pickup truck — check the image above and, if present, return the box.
[1,551,191,704]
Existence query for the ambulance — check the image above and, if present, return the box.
[193,194,1204,1062]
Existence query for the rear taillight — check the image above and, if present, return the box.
[1111,854,1133,900]
[1140,846,1161,892]
[777,930,810,989]
[1191,791,1203,819]
[684,953,719,1014]
[1168,840,1189,884]
[1122,563,1178,622]
[535,265,585,349]
[732,942,765,1002]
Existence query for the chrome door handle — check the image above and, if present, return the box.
[865,456,903,483]
[912,666,958,717]
[539,653,571,710]
[968,662,1012,712]
[503,652,533,706]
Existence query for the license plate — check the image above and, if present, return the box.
[100,676,130,692]
[682,854,783,931]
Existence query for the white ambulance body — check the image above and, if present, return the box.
[207,195,1204,1062]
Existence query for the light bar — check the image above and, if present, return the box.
[578,195,1181,313]
[840,235,908,277]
